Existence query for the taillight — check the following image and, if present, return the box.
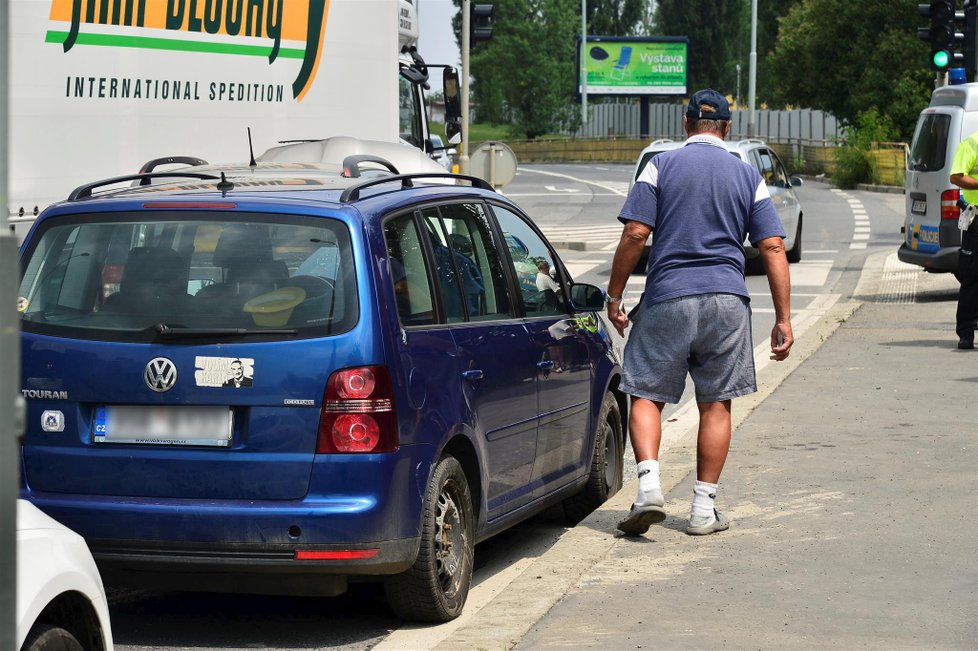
[317,366,397,453]
[941,189,961,220]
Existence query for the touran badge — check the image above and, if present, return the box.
[145,358,177,392]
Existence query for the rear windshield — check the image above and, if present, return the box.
[18,212,357,342]
[909,113,952,172]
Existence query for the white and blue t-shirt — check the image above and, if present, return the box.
[619,134,785,305]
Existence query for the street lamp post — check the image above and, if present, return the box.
[581,0,587,128]
[747,0,757,137]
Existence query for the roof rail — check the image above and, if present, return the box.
[67,172,221,201]
[139,156,208,174]
[340,173,493,203]
[341,154,399,178]
[735,138,766,147]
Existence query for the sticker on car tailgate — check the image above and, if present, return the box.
[912,199,927,215]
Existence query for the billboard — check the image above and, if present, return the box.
[578,36,688,96]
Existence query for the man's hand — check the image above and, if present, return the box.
[770,322,794,361]
[607,302,629,336]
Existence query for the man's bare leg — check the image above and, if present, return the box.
[688,400,732,535]
[617,397,667,535]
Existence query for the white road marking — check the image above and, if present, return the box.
[520,166,629,197]
[544,185,581,193]
[790,259,833,286]
[850,242,867,249]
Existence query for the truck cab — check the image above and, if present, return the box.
[901,82,978,273]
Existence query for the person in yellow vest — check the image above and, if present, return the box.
[948,132,978,350]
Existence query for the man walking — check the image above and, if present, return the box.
[606,89,793,536]
[948,131,978,350]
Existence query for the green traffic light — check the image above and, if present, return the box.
[934,50,950,67]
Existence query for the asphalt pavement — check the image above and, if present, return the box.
[421,250,978,650]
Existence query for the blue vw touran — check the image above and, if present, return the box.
[17,160,625,621]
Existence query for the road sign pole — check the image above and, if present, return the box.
[0,0,19,645]
[460,0,470,175]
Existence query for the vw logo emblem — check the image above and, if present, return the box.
[145,357,177,392]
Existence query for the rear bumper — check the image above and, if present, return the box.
[897,243,959,273]
[90,537,419,596]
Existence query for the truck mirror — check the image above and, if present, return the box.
[443,67,461,122]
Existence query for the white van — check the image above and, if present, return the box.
[901,82,978,273]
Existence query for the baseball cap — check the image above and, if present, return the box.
[685,88,731,121]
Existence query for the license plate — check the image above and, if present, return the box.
[94,406,232,447]
[912,199,927,215]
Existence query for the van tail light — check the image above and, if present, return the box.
[317,366,397,454]
[941,189,961,220]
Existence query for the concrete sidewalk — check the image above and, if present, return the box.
[432,253,978,650]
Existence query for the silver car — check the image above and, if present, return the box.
[429,134,457,171]
[629,138,804,272]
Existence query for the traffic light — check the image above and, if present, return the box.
[964,1,978,78]
[919,1,963,72]
[470,4,493,47]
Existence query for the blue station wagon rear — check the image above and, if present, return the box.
[17,164,625,622]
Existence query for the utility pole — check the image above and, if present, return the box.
[460,0,471,174]
[581,0,587,127]
[747,0,757,137]
[0,0,20,644]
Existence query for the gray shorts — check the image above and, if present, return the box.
[620,293,757,404]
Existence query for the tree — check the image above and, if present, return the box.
[586,0,647,37]
[766,0,932,140]
[651,0,747,93]
[451,0,651,139]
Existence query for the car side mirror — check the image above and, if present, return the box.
[568,283,604,312]
[790,176,803,187]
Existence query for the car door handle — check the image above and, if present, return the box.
[462,369,484,387]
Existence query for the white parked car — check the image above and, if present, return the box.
[630,138,804,273]
[429,134,457,171]
[17,500,113,651]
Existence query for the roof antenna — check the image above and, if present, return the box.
[247,127,257,168]
[216,171,234,196]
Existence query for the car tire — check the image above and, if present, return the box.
[22,624,84,651]
[787,216,803,263]
[384,455,474,622]
[563,392,624,524]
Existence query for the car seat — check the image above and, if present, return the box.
[196,225,289,315]
[102,246,190,315]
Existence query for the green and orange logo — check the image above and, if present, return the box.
[48,0,330,100]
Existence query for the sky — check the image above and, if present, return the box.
[416,0,461,91]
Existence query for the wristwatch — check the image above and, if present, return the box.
[604,294,623,305]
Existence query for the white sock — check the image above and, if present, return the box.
[691,480,718,519]
[635,459,661,504]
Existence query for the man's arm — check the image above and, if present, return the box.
[757,236,793,361]
[950,172,978,191]
[606,221,651,336]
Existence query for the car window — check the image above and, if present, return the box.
[421,203,514,323]
[489,204,569,317]
[768,150,791,188]
[755,149,778,186]
[18,213,357,341]
[384,213,436,326]
[909,113,951,172]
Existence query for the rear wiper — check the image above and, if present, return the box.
[153,323,298,338]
